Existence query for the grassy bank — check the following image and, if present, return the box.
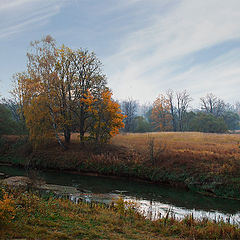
[1,188,240,239]
[1,132,240,199]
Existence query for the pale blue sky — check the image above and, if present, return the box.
[0,0,240,107]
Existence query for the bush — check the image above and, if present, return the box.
[0,189,16,225]
[189,113,227,133]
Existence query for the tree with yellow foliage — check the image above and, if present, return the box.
[87,89,125,143]
[151,94,173,131]
[13,36,124,147]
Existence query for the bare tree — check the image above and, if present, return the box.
[235,101,240,117]
[121,98,138,132]
[200,93,225,117]
[166,89,177,131]
[176,90,192,131]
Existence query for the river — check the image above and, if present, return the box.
[1,165,240,225]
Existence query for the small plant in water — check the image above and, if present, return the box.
[114,196,138,216]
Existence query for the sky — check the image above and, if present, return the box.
[0,0,240,108]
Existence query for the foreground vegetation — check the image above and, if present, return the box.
[0,188,240,239]
[1,131,240,200]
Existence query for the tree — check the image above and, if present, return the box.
[165,89,192,131]
[235,102,240,117]
[0,104,18,135]
[189,112,227,133]
[88,90,125,143]
[200,93,225,117]
[23,94,56,148]
[67,48,107,142]
[54,45,74,143]
[1,97,27,135]
[133,116,151,133]
[14,36,123,147]
[176,90,192,131]
[20,36,66,148]
[121,98,138,132]
[183,111,197,131]
[151,94,172,131]
[166,89,177,131]
[223,111,240,130]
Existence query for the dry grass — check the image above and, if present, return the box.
[2,132,240,198]
[112,132,240,155]
[111,132,240,177]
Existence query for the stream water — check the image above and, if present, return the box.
[1,165,240,224]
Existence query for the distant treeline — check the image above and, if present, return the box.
[0,35,239,138]
[1,90,239,137]
[120,91,240,133]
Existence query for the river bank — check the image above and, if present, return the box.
[1,164,240,225]
[1,132,240,200]
[1,186,240,240]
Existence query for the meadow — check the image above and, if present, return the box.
[112,132,240,176]
[1,131,240,199]
[1,132,240,238]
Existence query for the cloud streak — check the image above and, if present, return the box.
[104,0,240,105]
[0,0,65,39]
[0,0,239,106]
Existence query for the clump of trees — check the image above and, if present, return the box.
[120,91,239,134]
[1,37,239,139]
[0,104,17,135]
[7,36,125,148]
[0,97,26,136]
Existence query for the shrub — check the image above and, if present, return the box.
[0,189,16,225]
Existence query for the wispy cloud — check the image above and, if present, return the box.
[0,0,239,105]
[0,0,65,39]
[104,0,240,105]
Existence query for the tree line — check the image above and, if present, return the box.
[1,36,239,146]
[121,91,240,133]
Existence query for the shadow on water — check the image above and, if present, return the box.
[1,165,240,223]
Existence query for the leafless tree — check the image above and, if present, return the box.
[176,90,192,131]
[121,98,138,132]
[165,89,192,131]
[200,93,225,117]
[235,101,240,117]
[166,89,177,131]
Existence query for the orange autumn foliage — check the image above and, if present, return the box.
[13,36,125,146]
[88,90,125,143]
[151,94,173,131]
[0,190,16,225]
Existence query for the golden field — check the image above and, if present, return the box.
[112,132,240,156]
[2,131,240,198]
[110,132,240,176]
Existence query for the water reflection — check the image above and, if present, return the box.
[1,165,240,224]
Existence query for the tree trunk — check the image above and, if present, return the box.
[79,106,85,142]
[64,128,71,143]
